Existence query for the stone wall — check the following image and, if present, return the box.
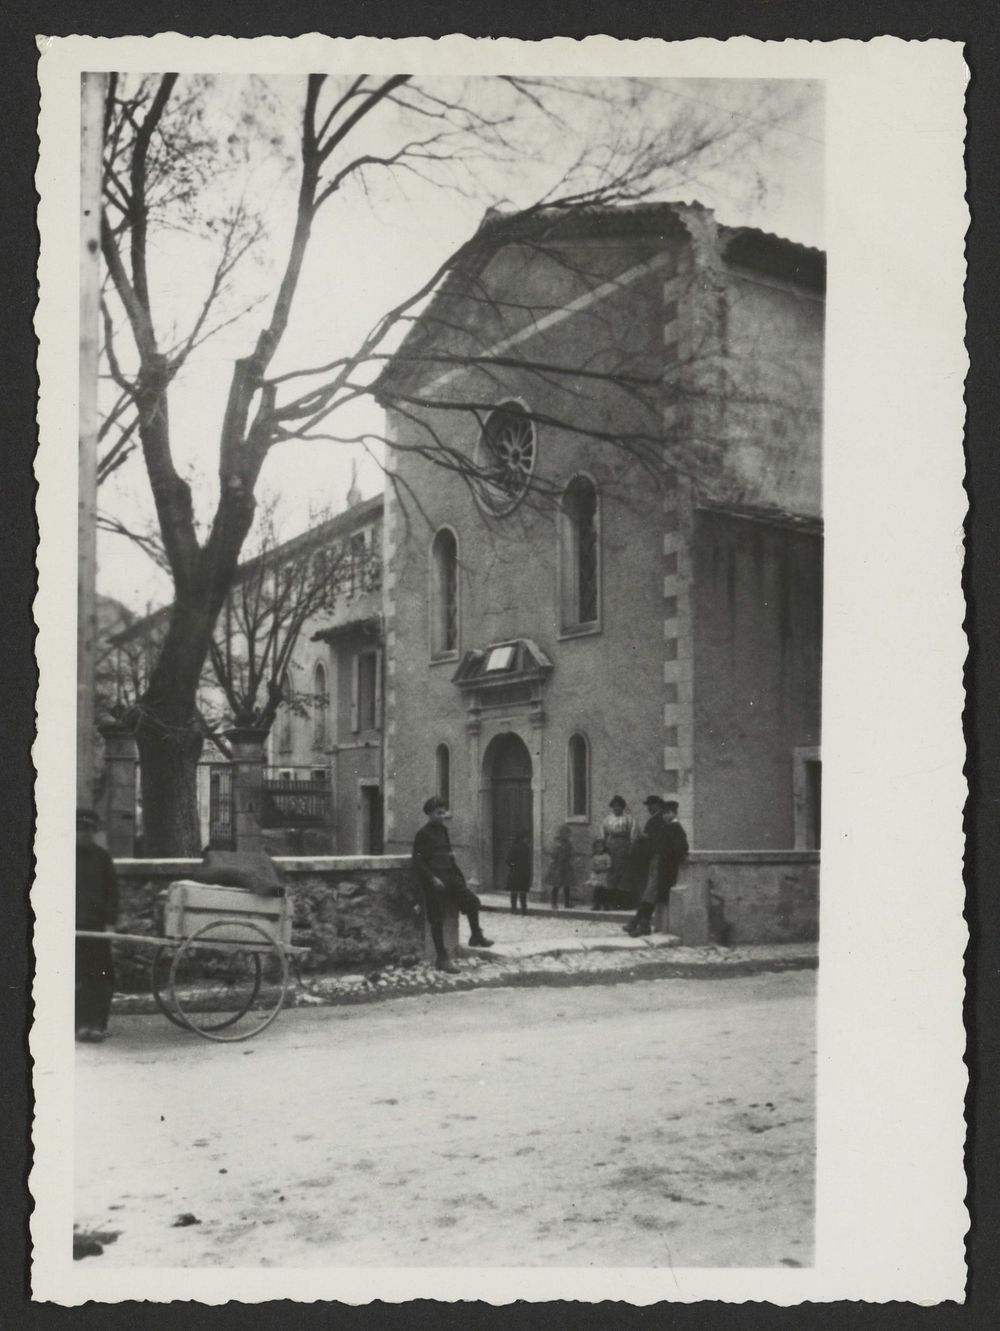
[112,856,424,987]
[683,850,819,945]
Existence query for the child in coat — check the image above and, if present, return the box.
[587,838,613,909]
[544,824,575,908]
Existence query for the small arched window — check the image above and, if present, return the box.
[567,732,590,819]
[430,527,459,657]
[436,743,451,809]
[560,476,600,631]
[312,661,328,748]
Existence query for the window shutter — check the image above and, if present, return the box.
[350,654,360,733]
[374,650,383,730]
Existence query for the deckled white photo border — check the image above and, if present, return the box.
[32,33,968,1305]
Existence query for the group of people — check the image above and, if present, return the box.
[540,794,689,934]
[412,790,689,972]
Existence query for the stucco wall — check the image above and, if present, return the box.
[383,236,678,889]
[692,510,822,848]
[111,856,423,988]
[684,850,819,944]
[684,263,824,520]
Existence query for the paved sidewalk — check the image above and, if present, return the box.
[477,889,633,925]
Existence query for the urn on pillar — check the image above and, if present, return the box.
[224,727,269,853]
[98,720,138,857]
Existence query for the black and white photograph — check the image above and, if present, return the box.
[32,34,967,1305]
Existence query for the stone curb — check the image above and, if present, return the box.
[110,945,817,1016]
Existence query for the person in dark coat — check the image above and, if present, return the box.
[412,796,493,973]
[75,808,119,1042]
[505,831,532,915]
[622,796,689,937]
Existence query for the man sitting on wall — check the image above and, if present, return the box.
[412,796,493,973]
[622,795,689,937]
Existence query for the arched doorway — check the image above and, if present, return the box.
[483,732,533,890]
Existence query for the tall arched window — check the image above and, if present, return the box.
[312,661,328,748]
[567,732,590,819]
[430,527,459,657]
[560,476,600,631]
[278,670,293,753]
[436,743,451,809]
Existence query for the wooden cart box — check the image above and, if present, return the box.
[163,881,291,946]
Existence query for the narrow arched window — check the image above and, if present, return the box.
[567,732,590,819]
[278,670,293,752]
[436,743,451,809]
[312,661,328,748]
[430,527,459,657]
[560,477,600,631]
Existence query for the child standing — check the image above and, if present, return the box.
[506,831,532,914]
[587,837,613,909]
[544,824,576,908]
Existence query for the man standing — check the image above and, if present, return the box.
[412,796,494,973]
[622,795,688,937]
[75,808,119,1042]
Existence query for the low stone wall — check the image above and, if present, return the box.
[681,851,820,945]
[112,856,424,986]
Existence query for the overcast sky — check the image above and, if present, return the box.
[97,75,823,612]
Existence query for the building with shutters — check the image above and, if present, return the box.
[267,491,386,855]
[375,201,824,893]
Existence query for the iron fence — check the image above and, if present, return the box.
[261,767,331,828]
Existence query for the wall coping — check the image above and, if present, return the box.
[687,850,820,865]
[114,855,412,876]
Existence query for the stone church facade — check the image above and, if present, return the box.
[378,202,824,893]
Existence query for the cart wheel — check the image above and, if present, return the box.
[153,940,263,1033]
[168,920,287,1042]
[150,944,189,1030]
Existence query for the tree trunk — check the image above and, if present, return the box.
[132,460,258,854]
[136,720,203,857]
[134,593,223,856]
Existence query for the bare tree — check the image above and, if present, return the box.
[98,71,810,852]
[205,500,378,739]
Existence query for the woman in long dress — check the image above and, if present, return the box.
[601,795,637,904]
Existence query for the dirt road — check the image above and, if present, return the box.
[75,970,816,1268]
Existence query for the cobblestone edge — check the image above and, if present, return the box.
[111,949,818,1016]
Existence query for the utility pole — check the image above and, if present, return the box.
[77,72,105,810]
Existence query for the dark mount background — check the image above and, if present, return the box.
[1,2,996,1327]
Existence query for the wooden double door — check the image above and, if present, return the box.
[486,733,533,891]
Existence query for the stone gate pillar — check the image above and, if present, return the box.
[98,721,138,856]
[225,727,269,853]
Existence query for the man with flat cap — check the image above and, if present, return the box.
[75,808,120,1042]
[412,796,493,973]
[623,795,688,937]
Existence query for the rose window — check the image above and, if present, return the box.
[476,403,536,516]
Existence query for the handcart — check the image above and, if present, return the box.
[77,880,307,1043]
